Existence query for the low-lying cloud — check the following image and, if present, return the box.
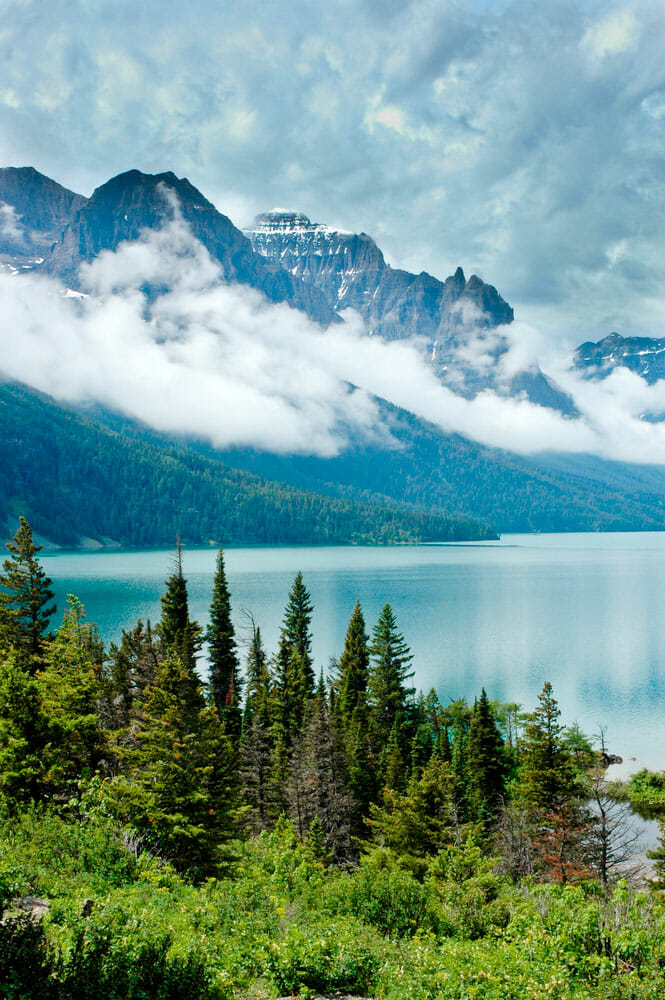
[2,218,664,465]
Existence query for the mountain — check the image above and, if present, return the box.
[77,392,665,535]
[574,332,665,385]
[209,401,665,533]
[246,210,577,414]
[44,170,338,325]
[0,166,85,264]
[0,380,495,548]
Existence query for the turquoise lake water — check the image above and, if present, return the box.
[41,533,665,774]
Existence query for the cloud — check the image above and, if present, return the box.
[0,201,23,238]
[0,0,662,347]
[1,215,664,466]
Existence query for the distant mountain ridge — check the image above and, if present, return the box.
[246,210,578,413]
[574,332,665,385]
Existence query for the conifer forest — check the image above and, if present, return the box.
[2,517,665,999]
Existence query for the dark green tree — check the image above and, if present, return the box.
[466,688,506,827]
[0,651,48,806]
[517,682,576,812]
[158,539,201,673]
[367,755,458,874]
[206,548,241,736]
[336,601,369,732]
[367,604,415,780]
[274,572,314,744]
[114,650,239,876]
[0,517,55,670]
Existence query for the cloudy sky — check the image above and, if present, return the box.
[0,0,663,344]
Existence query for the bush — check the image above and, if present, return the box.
[265,915,384,995]
[325,849,428,938]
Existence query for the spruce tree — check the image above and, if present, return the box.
[466,688,506,826]
[274,572,314,744]
[367,604,415,781]
[37,597,106,796]
[336,601,369,732]
[115,650,239,876]
[0,517,55,670]
[206,548,241,736]
[158,539,201,672]
[518,681,576,811]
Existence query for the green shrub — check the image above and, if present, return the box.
[265,915,384,994]
[325,849,428,937]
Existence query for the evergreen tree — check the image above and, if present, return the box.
[115,650,239,876]
[336,601,369,732]
[240,621,278,831]
[274,572,314,744]
[158,539,201,673]
[206,548,241,736]
[367,755,458,874]
[517,682,576,812]
[0,651,48,806]
[242,622,271,732]
[0,517,55,670]
[102,620,160,741]
[37,597,106,796]
[367,604,415,783]
[466,688,506,827]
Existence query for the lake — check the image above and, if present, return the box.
[41,532,665,774]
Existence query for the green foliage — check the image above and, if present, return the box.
[517,681,577,811]
[0,515,55,669]
[158,541,202,673]
[274,572,315,744]
[37,597,107,797]
[111,653,238,877]
[205,548,241,735]
[0,382,495,547]
[367,603,415,780]
[326,849,428,937]
[0,651,48,806]
[466,688,507,826]
[335,600,369,731]
[265,915,383,995]
[368,755,458,874]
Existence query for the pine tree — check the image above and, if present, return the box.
[206,548,241,736]
[37,597,106,796]
[367,755,458,874]
[0,517,55,670]
[336,601,369,732]
[466,688,506,827]
[367,604,415,783]
[518,682,576,812]
[158,539,201,672]
[102,620,160,739]
[240,621,278,831]
[0,651,48,806]
[274,572,314,744]
[115,650,239,876]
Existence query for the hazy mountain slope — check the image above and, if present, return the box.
[209,401,665,533]
[0,166,86,262]
[77,394,665,534]
[0,381,495,547]
[246,210,576,413]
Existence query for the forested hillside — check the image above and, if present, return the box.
[2,520,665,998]
[0,382,494,547]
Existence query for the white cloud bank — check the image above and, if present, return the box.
[1,220,664,465]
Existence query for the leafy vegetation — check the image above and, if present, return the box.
[1,519,665,999]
